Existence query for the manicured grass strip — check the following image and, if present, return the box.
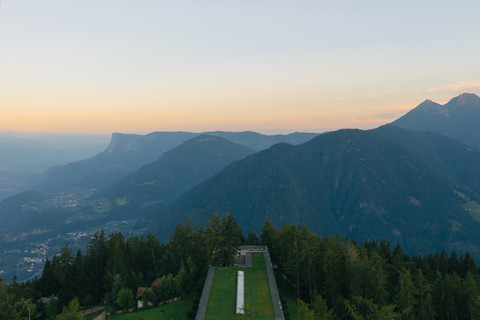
[205,268,237,319]
[245,253,274,319]
[205,253,275,320]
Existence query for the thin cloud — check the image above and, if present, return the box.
[347,117,393,129]
[428,81,480,93]
[373,104,414,119]
[348,104,415,129]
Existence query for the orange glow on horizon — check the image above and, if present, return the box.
[2,87,479,134]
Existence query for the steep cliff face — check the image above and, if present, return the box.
[36,132,197,193]
[106,133,143,153]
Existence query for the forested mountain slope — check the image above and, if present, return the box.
[153,125,480,258]
[34,131,317,194]
[94,135,255,217]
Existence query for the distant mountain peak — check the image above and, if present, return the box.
[392,92,480,149]
[417,99,442,110]
[447,92,480,107]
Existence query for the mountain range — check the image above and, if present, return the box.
[2,92,480,281]
[0,132,314,233]
[392,92,480,149]
[94,135,255,218]
[151,125,480,257]
[35,131,317,194]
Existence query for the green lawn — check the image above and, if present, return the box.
[107,288,196,320]
[205,253,275,320]
[107,299,191,320]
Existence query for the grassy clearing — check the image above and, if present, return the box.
[464,200,480,222]
[455,191,480,222]
[115,197,129,206]
[205,253,274,320]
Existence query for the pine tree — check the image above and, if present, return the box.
[312,294,334,320]
[395,268,417,319]
[208,213,243,266]
[463,272,480,319]
[39,259,59,297]
[415,269,434,320]
[245,229,259,245]
[344,296,395,320]
[0,279,19,320]
[170,223,191,267]
[296,299,315,320]
[86,229,108,303]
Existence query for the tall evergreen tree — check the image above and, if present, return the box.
[208,213,243,266]
[395,268,417,319]
[415,269,434,320]
[86,229,108,303]
[170,223,191,267]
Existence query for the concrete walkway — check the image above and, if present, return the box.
[93,311,105,320]
[195,266,215,320]
[245,252,252,267]
[264,250,285,320]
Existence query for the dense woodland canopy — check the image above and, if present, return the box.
[261,218,480,319]
[1,213,480,319]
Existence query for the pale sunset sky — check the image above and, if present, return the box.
[1,1,480,134]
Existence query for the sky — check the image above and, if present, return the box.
[1,1,480,135]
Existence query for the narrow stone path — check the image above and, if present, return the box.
[93,311,105,320]
[195,266,215,320]
[245,252,252,267]
[82,306,103,316]
[264,251,285,320]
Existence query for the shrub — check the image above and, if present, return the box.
[116,288,134,310]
